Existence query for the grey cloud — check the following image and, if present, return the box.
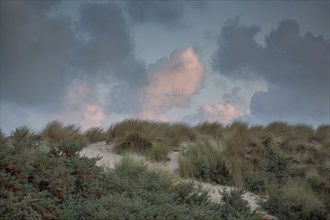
[125,1,185,28]
[1,1,148,115]
[1,1,74,108]
[212,17,263,79]
[74,3,148,114]
[74,3,132,75]
[212,18,330,124]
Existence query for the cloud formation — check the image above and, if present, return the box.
[213,18,330,124]
[141,47,205,120]
[125,1,185,28]
[73,2,148,114]
[51,80,106,128]
[182,103,244,125]
[125,1,206,28]
[1,1,148,115]
[1,1,74,107]
[202,103,243,124]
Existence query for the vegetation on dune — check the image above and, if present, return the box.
[1,120,329,219]
[105,119,195,161]
[177,121,329,219]
[84,127,106,143]
[41,120,87,147]
[0,136,257,219]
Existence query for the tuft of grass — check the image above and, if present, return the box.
[194,121,224,139]
[113,132,152,154]
[10,126,40,149]
[114,154,146,178]
[166,123,196,147]
[0,129,7,146]
[84,127,106,143]
[263,179,327,219]
[178,136,245,186]
[146,142,170,162]
[106,119,195,155]
[41,120,87,147]
[316,124,330,148]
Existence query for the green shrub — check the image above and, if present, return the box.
[218,189,255,219]
[50,141,84,157]
[263,179,328,220]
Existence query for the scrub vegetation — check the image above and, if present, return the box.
[1,119,329,219]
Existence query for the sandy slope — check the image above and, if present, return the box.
[79,141,275,218]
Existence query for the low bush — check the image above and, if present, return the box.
[0,140,260,219]
[262,179,328,220]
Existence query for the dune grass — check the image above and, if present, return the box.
[105,119,196,161]
[84,127,106,143]
[9,126,40,149]
[2,120,329,219]
[41,120,87,146]
[146,142,170,162]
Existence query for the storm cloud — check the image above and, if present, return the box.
[1,1,148,114]
[73,2,148,114]
[1,1,74,108]
[125,1,185,28]
[212,18,330,124]
[1,1,328,133]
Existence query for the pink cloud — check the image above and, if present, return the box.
[50,80,106,128]
[140,47,205,120]
[201,103,244,124]
[82,104,106,127]
[65,80,95,104]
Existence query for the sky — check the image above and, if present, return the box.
[1,0,329,134]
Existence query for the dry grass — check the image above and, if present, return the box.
[84,127,106,143]
[316,124,330,148]
[41,120,87,147]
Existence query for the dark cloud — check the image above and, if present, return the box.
[74,3,132,75]
[1,1,148,115]
[212,18,330,124]
[125,1,185,28]
[124,1,207,28]
[212,17,263,79]
[73,3,148,114]
[1,1,74,108]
